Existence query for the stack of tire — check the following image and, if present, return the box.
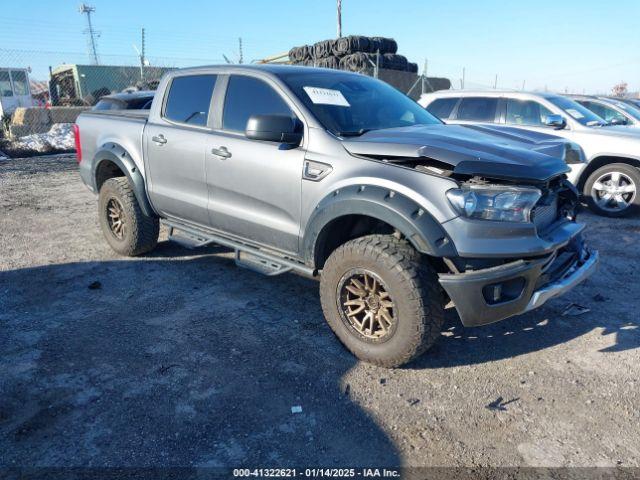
[288,35,418,74]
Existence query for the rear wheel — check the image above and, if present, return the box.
[319,234,444,368]
[98,177,159,256]
[584,163,640,217]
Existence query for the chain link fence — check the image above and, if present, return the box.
[0,45,450,157]
[0,48,190,156]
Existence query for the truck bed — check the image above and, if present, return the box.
[77,109,149,184]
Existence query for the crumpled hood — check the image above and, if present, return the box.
[342,123,571,182]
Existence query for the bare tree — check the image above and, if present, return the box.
[611,81,628,97]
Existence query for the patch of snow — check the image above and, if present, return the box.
[8,123,75,154]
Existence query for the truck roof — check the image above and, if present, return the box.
[170,64,364,78]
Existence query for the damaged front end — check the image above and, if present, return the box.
[343,128,597,326]
[434,172,597,327]
[439,239,598,327]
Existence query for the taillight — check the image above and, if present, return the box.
[73,124,82,163]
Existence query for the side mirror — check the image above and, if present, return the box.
[544,114,566,129]
[245,114,302,146]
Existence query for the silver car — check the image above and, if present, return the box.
[420,90,640,217]
[569,95,640,128]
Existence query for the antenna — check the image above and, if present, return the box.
[79,3,100,65]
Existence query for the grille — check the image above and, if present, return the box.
[532,197,558,231]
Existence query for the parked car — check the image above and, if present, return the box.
[92,91,155,111]
[420,90,640,216]
[75,66,597,367]
[569,95,640,127]
[610,97,640,110]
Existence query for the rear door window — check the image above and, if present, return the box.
[222,75,294,132]
[456,97,498,122]
[164,74,217,126]
[427,97,459,119]
[506,99,553,126]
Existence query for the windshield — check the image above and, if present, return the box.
[606,99,640,121]
[547,96,606,126]
[279,70,441,136]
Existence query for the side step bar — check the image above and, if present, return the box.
[164,220,315,277]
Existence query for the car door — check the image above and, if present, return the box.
[204,74,304,254]
[144,73,217,227]
[503,98,555,130]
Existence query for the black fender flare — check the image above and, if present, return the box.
[302,184,457,267]
[92,143,157,217]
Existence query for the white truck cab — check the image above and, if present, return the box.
[0,68,35,119]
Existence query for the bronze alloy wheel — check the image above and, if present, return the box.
[337,269,396,342]
[106,197,126,239]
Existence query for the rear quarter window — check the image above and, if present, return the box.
[456,97,498,122]
[427,97,459,119]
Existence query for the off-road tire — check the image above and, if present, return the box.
[98,177,159,256]
[583,163,640,217]
[320,234,444,368]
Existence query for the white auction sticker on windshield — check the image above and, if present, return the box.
[566,108,584,119]
[303,87,350,107]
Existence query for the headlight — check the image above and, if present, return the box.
[446,185,542,223]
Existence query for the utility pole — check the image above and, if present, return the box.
[494,74,498,89]
[238,37,243,64]
[140,28,146,82]
[522,79,526,90]
[461,67,465,89]
[422,58,428,94]
[337,0,342,38]
[79,3,99,65]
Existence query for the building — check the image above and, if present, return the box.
[49,64,173,106]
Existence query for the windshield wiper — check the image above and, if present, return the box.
[337,128,373,137]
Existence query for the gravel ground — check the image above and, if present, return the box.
[1,155,639,471]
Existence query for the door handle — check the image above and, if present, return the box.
[152,134,167,145]
[211,146,232,159]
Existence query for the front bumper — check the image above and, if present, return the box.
[439,239,598,327]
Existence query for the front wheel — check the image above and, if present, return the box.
[319,235,444,368]
[583,163,640,217]
[98,177,159,256]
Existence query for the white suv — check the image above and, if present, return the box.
[420,90,640,217]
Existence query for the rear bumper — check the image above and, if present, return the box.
[439,239,598,327]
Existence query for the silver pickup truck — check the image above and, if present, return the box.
[75,65,597,367]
